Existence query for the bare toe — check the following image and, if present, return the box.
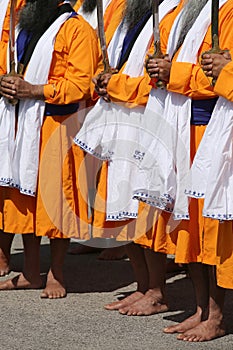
[105,291,144,311]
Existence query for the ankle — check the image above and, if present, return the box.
[48,268,64,282]
[146,288,164,300]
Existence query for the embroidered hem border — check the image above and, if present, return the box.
[74,137,114,161]
[0,178,36,196]
[185,189,205,198]
[133,192,190,220]
[106,211,138,221]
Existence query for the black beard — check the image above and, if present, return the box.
[82,0,97,13]
[124,0,152,29]
[19,0,59,34]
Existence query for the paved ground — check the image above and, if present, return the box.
[0,235,233,350]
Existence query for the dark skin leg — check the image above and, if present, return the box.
[105,243,148,310]
[41,238,70,299]
[0,231,14,276]
[0,234,42,289]
[120,250,168,316]
[177,265,225,342]
[164,262,209,334]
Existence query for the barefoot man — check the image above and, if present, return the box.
[69,0,128,260]
[0,0,25,277]
[74,0,182,316]
[0,0,98,298]
[146,0,233,341]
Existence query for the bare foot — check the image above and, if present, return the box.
[177,319,225,342]
[98,247,127,261]
[0,273,42,290]
[68,243,101,255]
[163,311,202,334]
[41,270,66,299]
[119,289,168,316]
[105,291,144,310]
[0,249,10,276]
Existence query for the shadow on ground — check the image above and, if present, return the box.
[9,241,233,335]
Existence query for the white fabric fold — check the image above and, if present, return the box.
[78,0,112,29]
[74,0,180,220]
[0,12,72,196]
[186,97,233,220]
[134,0,228,220]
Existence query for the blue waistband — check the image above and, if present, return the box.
[191,98,218,125]
[45,103,79,116]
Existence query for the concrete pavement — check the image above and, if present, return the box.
[0,235,232,350]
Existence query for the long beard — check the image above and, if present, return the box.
[175,0,209,52]
[19,0,59,34]
[124,0,152,29]
[82,0,97,13]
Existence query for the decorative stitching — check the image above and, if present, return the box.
[0,178,36,196]
[106,211,138,221]
[74,137,114,160]
[203,212,233,220]
[184,189,205,198]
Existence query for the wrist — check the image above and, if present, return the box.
[31,84,45,99]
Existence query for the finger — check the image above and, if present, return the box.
[201,58,213,65]
[0,85,16,96]
[201,63,213,71]
[1,79,14,89]
[147,68,159,76]
[203,70,213,77]
[96,88,107,96]
[201,53,211,59]
[149,73,159,79]
[1,92,16,100]
[147,63,159,70]
[92,77,98,85]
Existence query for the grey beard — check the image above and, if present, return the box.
[82,0,97,13]
[174,0,209,53]
[124,0,152,29]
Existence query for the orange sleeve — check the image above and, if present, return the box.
[43,16,98,104]
[106,67,152,107]
[214,59,233,101]
[167,0,233,99]
[0,0,25,75]
[104,3,183,107]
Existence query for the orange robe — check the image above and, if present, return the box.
[165,0,233,288]
[91,3,183,251]
[214,59,233,101]
[210,54,233,289]
[0,0,25,75]
[0,15,99,239]
[73,0,84,12]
